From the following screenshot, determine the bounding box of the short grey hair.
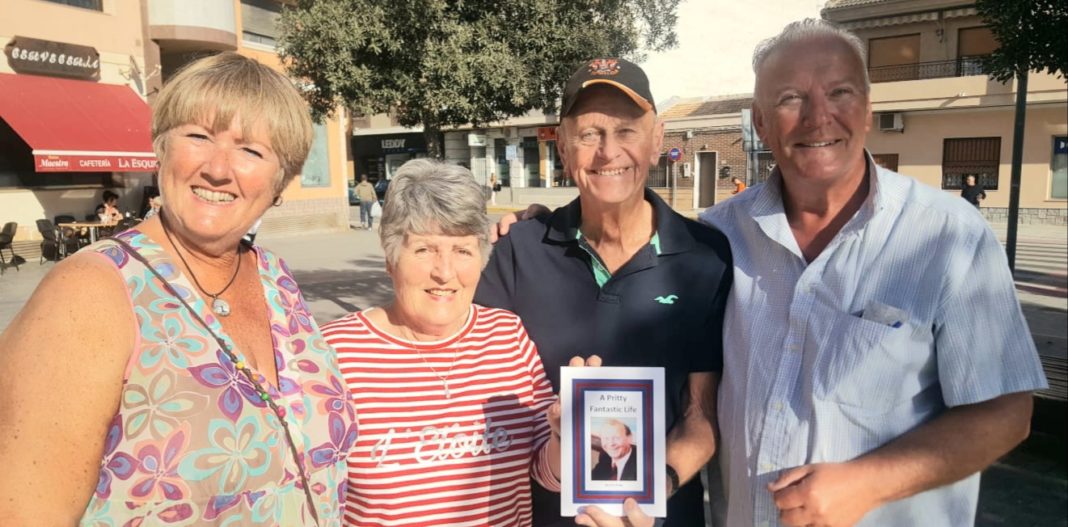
[379,159,490,267]
[752,18,870,93]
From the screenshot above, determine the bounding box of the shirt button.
[760,463,774,472]
[773,401,784,411]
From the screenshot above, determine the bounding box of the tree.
[278,0,680,157]
[977,0,1066,83]
[976,0,1067,272]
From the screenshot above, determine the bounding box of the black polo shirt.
[475,189,732,527]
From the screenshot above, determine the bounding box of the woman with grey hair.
[321,159,562,526]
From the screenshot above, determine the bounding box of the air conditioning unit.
[878,112,904,132]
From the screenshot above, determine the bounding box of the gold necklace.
[397,322,459,399]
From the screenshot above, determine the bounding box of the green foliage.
[278,0,680,154]
[977,0,1067,82]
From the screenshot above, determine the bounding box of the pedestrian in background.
[961,174,987,208]
[143,194,162,220]
[489,172,499,206]
[354,174,378,229]
[95,189,123,222]
[731,176,747,194]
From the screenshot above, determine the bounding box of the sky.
[639,0,826,103]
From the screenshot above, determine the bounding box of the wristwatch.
[665,464,680,496]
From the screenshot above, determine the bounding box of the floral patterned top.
[79,230,357,527]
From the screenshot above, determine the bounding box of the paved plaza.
[0,209,1065,525]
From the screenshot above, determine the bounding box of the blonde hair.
[152,52,313,193]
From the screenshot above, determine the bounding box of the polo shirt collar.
[543,188,697,255]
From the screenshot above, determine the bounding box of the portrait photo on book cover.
[589,416,639,482]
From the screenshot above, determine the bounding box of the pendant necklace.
[401,324,458,399]
[162,217,242,317]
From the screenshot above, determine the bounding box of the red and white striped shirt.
[321,305,559,527]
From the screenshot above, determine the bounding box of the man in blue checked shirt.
[696,18,1048,527]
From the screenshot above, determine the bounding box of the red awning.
[0,72,157,173]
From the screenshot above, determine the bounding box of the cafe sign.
[4,36,100,81]
[536,126,557,142]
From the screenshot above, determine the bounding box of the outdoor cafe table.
[58,220,116,245]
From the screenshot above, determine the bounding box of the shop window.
[43,0,102,11]
[868,34,920,82]
[522,137,540,188]
[301,123,330,188]
[241,0,282,48]
[493,138,510,187]
[942,137,1000,190]
[546,141,569,187]
[872,154,899,172]
[1052,136,1067,200]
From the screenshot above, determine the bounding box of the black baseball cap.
[559,58,656,117]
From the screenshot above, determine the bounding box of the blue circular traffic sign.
[668,147,682,162]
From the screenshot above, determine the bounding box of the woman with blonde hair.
[0,52,356,526]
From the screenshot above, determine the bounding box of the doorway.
[697,151,717,208]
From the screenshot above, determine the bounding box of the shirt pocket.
[812,305,934,414]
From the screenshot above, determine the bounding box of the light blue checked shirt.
[700,154,1047,526]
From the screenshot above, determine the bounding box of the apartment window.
[242,0,282,47]
[958,27,998,57]
[869,34,920,82]
[301,123,330,188]
[957,26,998,76]
[942,137,1000,190]
[872,154,899,172]
[1052,136,1068,199]
[43,0,102,10]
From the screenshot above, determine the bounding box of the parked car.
[347,180,359,205]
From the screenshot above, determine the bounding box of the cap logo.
[587,58,620,76]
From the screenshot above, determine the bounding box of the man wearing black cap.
[476,58,733,527]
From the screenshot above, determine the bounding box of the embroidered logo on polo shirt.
[654,294,678,305]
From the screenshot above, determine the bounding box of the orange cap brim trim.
[581,79,654,113]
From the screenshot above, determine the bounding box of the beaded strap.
[108,236,320,526]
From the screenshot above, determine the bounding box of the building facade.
[1,0,349,261]
[1,0,156,258]
[656,95,751,210]
[824,0,1068,224]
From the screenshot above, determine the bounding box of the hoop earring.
[272,195,283,207]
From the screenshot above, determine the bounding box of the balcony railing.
[869,57,987,83]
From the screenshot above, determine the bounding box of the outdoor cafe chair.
[0,222,22,275]
[36,219,79,263]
